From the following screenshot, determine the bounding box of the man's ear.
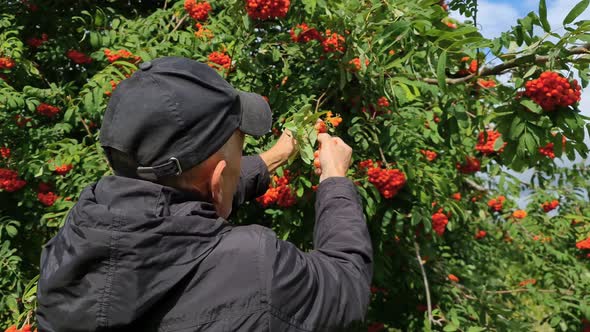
[210,160,227,205]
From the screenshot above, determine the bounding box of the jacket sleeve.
[232,155,270,209]
[264,177,373,331]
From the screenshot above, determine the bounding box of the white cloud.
[450,1,521,39]
[545,0,590,29]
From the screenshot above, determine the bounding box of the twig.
[414,242,441,327]
[422,43,590,85]
[315,92,327,113]
[379,147,389,167]
[170,14,189,34]
[163,0,169,10]
[464,178,487,192]
[20,310,31,329]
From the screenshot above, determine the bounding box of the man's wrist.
[259,148,287,174]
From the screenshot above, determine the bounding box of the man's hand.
[314,132,352,183]
[260,129,297,174]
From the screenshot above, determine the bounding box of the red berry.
[184,0,212,21]
[475,130,506,155]
[208,51,231,71]
[245,0,290,20]
[66,49,92,64]
[36,103,61,117]
[0,57,16,70]
[524,71,582,111]
[290,23,323,43]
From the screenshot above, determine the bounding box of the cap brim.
[238,91,272,137]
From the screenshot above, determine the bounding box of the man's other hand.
[260,129,297,174]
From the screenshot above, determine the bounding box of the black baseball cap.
[99,56,272,181]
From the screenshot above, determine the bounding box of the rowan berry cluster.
[443,18,457,29]
[37,182,57,206]
[538,135,566,159]
[475,230,487,239]
[432,210,448,236]
[104,49,141,64]
[512,210,527,219]
[538,143,556,159]
[524,71,581,111]
[325,111,342,127]
[487,195,506,212]
[322,30,345,53]
[54,164,73,176]
[456,156,480,174]
[576,237,590,250]
[256,171,296,208]
[541,199,559,213]
[363,161,406,199]
[462,57,478,73]
[477,79,496,88]
[208,51,231,70]
[289,23,322,43]
[26,33,48,48]
[194,23,214,39]
[184,0,212,21]
[4,324,35,332]
[314,121,327,133]
[0,57,16,70]
[377,96,390,108]
[451,192,461,201]
[15,115,31,127]
[246,0,290,20]
[475,130,506,155]
[448,274,459,282]
[519,278,536,287]
[1,147,10,159]
[0,168,27,192]
[420,149,437,162]
[36,103,60,117]
[66,50,92,64]
[349,58,369,72]
[104,80,119,97]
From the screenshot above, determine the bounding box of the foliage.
[1,0,590,330]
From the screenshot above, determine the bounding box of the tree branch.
[423,43,590,85]
[464,178,487,192]
[414,242,442,327]
[170,14,189,34]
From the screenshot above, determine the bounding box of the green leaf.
[5,225,17,237]
[520,99,542,114]
[64,107,74,122]
[510,116,526,139]
[493,136,505,152]
[563,0,589,25]
[437,50,447,90]
[539,0,551,32]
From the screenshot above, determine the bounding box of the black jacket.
[37,156,373,331]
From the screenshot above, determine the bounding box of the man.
[37,57,373,331]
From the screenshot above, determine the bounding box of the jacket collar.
[92,175,218,219]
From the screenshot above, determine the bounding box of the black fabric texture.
[36,156,373,332]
